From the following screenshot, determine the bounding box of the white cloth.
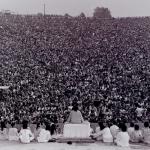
[115,132,130,147]
[110,125,119,139]
[19,129,34,143]
[37,129,51,143]
[127,127,134,139]
[8,128,19,141]
[63,123,91,138]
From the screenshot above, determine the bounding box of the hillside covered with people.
[0,14,150,124]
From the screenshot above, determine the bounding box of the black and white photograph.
[0,0,150,149]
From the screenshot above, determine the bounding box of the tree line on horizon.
[0,7,112,19]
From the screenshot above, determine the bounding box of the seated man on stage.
[66,104,84,124]
[63,103,91,138]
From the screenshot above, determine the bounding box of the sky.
[0,0,150,17]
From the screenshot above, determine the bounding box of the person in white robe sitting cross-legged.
[19,120,34,144]
[142,122,150,144]
[8,122,19,141]
[0,121,8,140]
[37,123,51,143]
[91,122,113,143]
[115,123,130,147]
[34,123,43,141]
[110,120,119,140]
[130,124,143,143]
[127,122,134,141]
[66,103,84,124]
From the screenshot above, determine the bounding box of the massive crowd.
[0,14,150,124]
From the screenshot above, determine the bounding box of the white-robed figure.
[127,122,134,141]
[34,123,42,141]
[130,124,143,143]
[110,120,119,139]
[64,103,92,138]
[19,121,34,144]
[142,122,150,144]
[91,122,113,143]
[0,121,8,140]
[8,122,19,141]
[115,124,130,147]
[66,104,84,124]
[37,123,51,143]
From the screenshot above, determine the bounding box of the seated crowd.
[91,121,150,146]
[0,120,57,143]
[0,103,150,147]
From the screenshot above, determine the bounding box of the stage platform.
[56,137,95,143]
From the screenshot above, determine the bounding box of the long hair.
[1,121,6,131]
[50,123,56,135]
[98,122,105,130]
[45,124,51,131]
[36,122,42,129]
[72,105,78,111]
[22,120,28,129]
[72,103,78,111]
[11,122,15,128]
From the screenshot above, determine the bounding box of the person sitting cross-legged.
[34,123,43,141]
[8,122,19,141]
[66,103,84,124]
[142,122,150,144]
[115,123,130,147]
[130,124,143,143]
[0,121,8,140]
[110,120,119,140]
[37,123,51,143]
[91,122,113,143]
[127,122,134,141]
[19,120,34,144]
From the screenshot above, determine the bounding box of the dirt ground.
[0,141,150,150]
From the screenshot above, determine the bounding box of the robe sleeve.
[67,111,72,123]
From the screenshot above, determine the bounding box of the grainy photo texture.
[0,0,150,150]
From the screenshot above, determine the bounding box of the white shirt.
[0,128,8,140]
[110,125,119,138]
[131,130,143,142]
[142,127,150,144]
[136,107,143,117]
[115,132,130,147]
[94,127,113,143]
[19,129,34,143]
[8,128,19,141]
[37,129,51,143]
[102,127,113,142]
[127,127,134,139]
